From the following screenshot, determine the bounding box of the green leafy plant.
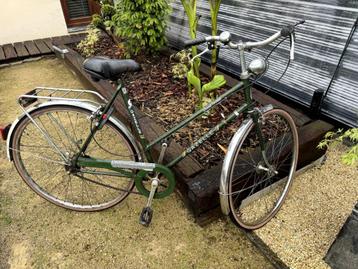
[180,0,200,78]
[187,68,226,108]
[180,0,226,108]
[112,0,170,56]
[77,27,100,57]
[318,128,358,166]
[91,1,116,29]
[170,50,191,79]
[208,0,222,78]
[101,3,116,20]
[91,14,103,28]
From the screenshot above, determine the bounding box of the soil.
[0,58,273,269]
[72,33,247,168]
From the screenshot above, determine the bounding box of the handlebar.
[183,37,207,48]
[183,31,231,48]
[183,20,305,61]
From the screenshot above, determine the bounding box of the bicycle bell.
[248,57,267,75]
[219,31,231,44]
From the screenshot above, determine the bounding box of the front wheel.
[226,108,299,230]
[11,104,139,211]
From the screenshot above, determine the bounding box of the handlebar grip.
[183,37,206,48]
[281,19,305,37]
[281,25,295,37]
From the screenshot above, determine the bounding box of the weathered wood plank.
[70,33,87,44]
[33,39,52,54]
[51,36,65,46]
[2,44,17,59]
[13,42,29,57]
[42,38,54,52]
[23,41,40,56]
[62,35,76,45]
[0,46,5,61]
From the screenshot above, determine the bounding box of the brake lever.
[295,19,306,26]
[290,19,304,60]
[190,48,210,63]
[290,33,295,61]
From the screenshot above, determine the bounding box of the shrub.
[91,14,103,28]
[112,0,171,56]
[170,50,191,80]
[101,3,116,20]
[77,27,100,58]
[318,128,358,166]
[91,1,116,29]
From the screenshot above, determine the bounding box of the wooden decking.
[0,33,86,63]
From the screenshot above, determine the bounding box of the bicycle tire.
[227,108,299,230]
[11,104,139,211]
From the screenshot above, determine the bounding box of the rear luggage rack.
[18,87,107,108]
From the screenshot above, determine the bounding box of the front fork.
[251,108,278,175]
[243,77,275,172]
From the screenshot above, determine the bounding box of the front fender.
[219,105,273,215]
[6,101,142,162]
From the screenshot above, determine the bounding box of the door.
[60,0,101,27]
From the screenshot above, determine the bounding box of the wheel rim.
[229,109,298,229]
[12,106,136,211]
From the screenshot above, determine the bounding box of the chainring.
[134,165,175,199]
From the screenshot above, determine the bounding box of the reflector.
[0,124,11,141]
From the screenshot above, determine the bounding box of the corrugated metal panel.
[321,20,358,127]
[167,0,358,127]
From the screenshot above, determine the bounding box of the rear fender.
[6,101,142,162]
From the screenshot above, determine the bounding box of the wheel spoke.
[228,109,298,229]
[12,105,137,211]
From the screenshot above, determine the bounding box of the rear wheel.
[228,108,299,229]
[11,105,139,211]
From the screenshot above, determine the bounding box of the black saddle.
[83,57,141,81]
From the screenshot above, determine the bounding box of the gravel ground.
[0,58,272,269]
[255,146,358,268]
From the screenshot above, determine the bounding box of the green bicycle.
[4,21,303,229]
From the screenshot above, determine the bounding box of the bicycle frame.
[75,77,256,173]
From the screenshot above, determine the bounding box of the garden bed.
[70,33,246,169]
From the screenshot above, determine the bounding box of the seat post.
[101,79,123,116]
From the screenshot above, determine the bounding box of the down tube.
[166,103,249,168]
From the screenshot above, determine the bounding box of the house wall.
[0,0,68,45]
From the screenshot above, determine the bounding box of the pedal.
[139,206,153,227]
[139,178,158,227]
